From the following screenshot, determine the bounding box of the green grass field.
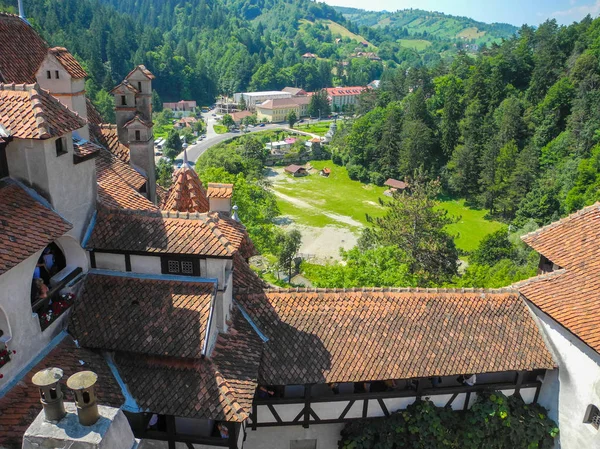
[153,124,174,139]
[271,160,503,252]
[299,19,372,47]
[213,124,228,134]
[296,121,332,136]
[456,27,486,40]
[398,39,432,51]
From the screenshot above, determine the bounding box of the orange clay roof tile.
[0,84,85,139]
[162,166,210,213]
[0,180,71,275]
[48,47,87,79]
[236,289,555,385]
[207,183,233,199]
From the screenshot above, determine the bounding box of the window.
[584,404,600,430]
[135,130,141,141]
[161,257,199,276]
[55,137,67,156]
[138,81,142,92]
[55,70,59,79]
[46,70,51,79]
[121,95,127,106]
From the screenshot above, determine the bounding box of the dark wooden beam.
[227,423,237,449]
[338,400,355,420]
[303,384,311,428]
[166,415,176,449]
[124,253,131,272]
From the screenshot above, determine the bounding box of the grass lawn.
[436,197,504,252]
[213,124,228,134]
[271,160,504,252]
[398,39,432,51]
[456,27,486,40]
[323,20,373,46]
[295,121,332,136]
[153,124,174,139]
[271,160,387,229]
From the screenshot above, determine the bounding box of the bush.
[369,171,385,186]
[339,392,558,449]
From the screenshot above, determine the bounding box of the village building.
[282,87,308,96]
[174,116,199,130]
[230,110,253,126]
[255,97,310,123]
[284,164,308,177]
[326,86,367,111]
[1,7,600,449]
[301,52,318,59]
[234,91,293,111]
[384,178,408,196]
[162,100,197,117]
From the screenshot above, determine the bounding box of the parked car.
[201,134,206,138]
[182,143,189,149]
[155,150,163,156]
[259,123,265,127]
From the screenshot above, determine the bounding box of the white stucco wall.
[531,304,600,448]
[245,423,345,449]
[130,255,162,275]
[209,198,231,213]
[0,252,67,388]
[94,253,127,272]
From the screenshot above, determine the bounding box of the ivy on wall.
[339,392,559,449]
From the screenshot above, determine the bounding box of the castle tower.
[111,66,156,203]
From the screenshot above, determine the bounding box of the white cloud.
[551,0,600,20]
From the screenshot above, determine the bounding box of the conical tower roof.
[161,150,209,213]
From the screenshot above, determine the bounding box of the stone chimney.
[23,370,138,449]
[31,367,66,422]
[112,66,156,203]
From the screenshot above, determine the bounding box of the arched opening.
[31,241,83,331]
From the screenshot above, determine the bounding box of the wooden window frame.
[55,137,68,157]
[160,257,200,277]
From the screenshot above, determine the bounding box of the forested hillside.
[334,17,600,229]
[336,7,517,45]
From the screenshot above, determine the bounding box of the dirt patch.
[281,223,358,262]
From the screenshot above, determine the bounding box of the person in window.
[34,256,50,284]
[457,374,476,386]
[257,386,275,399]
[43,247,56,276]
[328,382,339,394]
[35,278,49,301]
[217,423,229,438]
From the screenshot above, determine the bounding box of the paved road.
[176,113,326,163]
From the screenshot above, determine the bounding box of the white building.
[234,91,293,111]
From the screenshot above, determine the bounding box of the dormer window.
[55,137,67,157]
[585,404,600,430]
[135,130,141,141]
[46,70,51,79]
[55,70,59,79]
[121,95,127,106]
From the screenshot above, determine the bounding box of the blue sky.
[321,0,600,26]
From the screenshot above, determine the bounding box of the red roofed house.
[162,99,197,117]
[284,164,308,177]
[302,52,318,59]
[384,178,408,195]
[326,86,367,112]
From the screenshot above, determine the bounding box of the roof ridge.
[236,286,518,295]
[521,202,600,243]
[0,83,51,138]
[513,268,568,289]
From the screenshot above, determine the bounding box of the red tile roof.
[233,253,267,292]
[69,272,216,358]
[0,336,124,449]
[0,13,48,84]
[0,180,71,275]
[112,307,261,422]
[162,166,210,213]
[520,203,600,353]
[86,98,104,127]
[123,113,152,129]
[125,65,155,80]
[0,84,85,139]
[96,125,130,163]
[95,147,146,192]
[97,172,158,212]
[326,86,367,97]
[86,209,233,257]
[73,140,101,163]
[210,212,257,259]
[109,80,139,95]
[236,289,555,385]
[48,47,87,79]
[384,178,407,190]
[206,183,233,199]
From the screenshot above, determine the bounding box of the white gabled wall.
[531,304,600,448]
